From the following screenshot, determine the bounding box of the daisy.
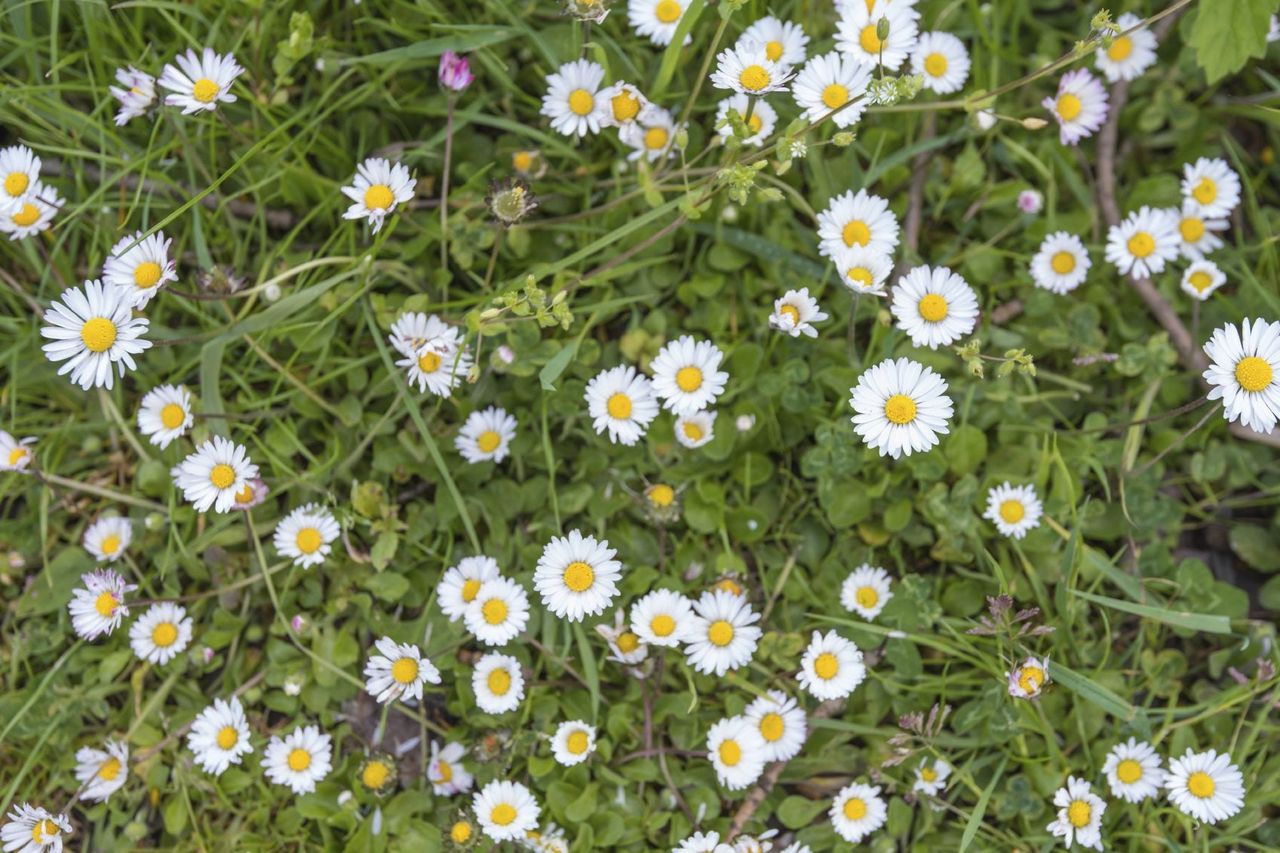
[1,804,71,852]
[1202,317,1280,433]
[914,758,951,796]
[836,0,920,71]
[983,482,1043,539]
[1105,205,1180,279]
[473,652,525,714]
[1182,156,1241,219]
[129,602,193,665]
[644,482,681,521]
[595,82,648,131]
[186,696,253,776]
[74,738,129,802]
[770,288,828,338]
[1181,260,1226,301]
[171,437,258,513]
[715,94,778,146]
[541,59,606,138]
[473,779,540,842]
[584,365,660,446]
[263,725,332,795]
[833,246,893,296]
[707,716,768,790]
[109,66,155,125]
[840,563,892,620]
[744,690,807,763]
[684,589,762,676]
[0,181,62,240]
[534,529,623,622]
[629,588,694,647]
[1095,13,1158,82]
[464,576,530,647]
[0,431,35,472]
[1165,748,1245,824]
[397,338,472,398]
[1030,231,1091,294]
[1018,189,1044,214]
[849,357,954,459]
[891,265,979,349]
[511,149,546,177]
[816,189,900,260]
[596,610,649,665]
[791,52,871,127]
[273,503,340,568]
[40,279,151,391]
[341,157,415,234]
[628,0,691,47]
[739,16,810,67]
[1046,776,1105,851]
[622,107,682,162]
[674,831,722,853]
[358,755,397,795]
[911,31,970,94]
[709,43,793,96]
[102,230,178,309]
[448,820,475,846]
[830,782,887,844]
[797,630,866,700]
[1042,69,1108,146]
[650,336,728,415]
[674,410,716,449]
[0,145,40,215]
[232,478,268,510]
[136,384,194,449]
[1102,738,1165,803]
[1174,200,1228,260]
[83,516,131,563]
[428,741,473,796]
[437,555,501,621]
[551,720,597,767]
[363,636,441,704]
[1007,656,1051,699]
[388,311,457,357]
[158,48,243,113]
[453,406,516,464]
[67,569,135,640]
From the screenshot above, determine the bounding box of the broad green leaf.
[1188,0,1278,83]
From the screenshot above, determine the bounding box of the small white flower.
[533,529,623,622]
[674,410,716,449]
[40,279,152,391]
[913,757,951,796]
[472,779,540,842]
[836,0,920,71]
[137,384,194,449]
[464,576,530,647]
[715,94,778,146]
[83,516,132,563]
[597,81,651,129]
[67,569,136,640]
[849,357,954,459]
[1007,655,1051,699]
[550,720,598,767]
[363,636,441,704]
[263,724,332,795]
[398,337,472,398]
[1165,748,1245,825]
[797,630,866,700]
[830,781,887,843]
[709,43,793,96]
[673,830,722,853]
[109,66,156,125]
[1102,738,1166,803]
[1174,200,1228,260]
[983,482,1043,539]
[744,690,807,763]
[1042,69,1108,146]
[541,59,607,138]
[74,738,129,803]
[455,406,517,464]
[0,430,35,472]
[585,364,660,446]
[129,602,193,665]
[102,230,178,309]
[1104,205,1180,280]
[1,803,72,852]
[428,740,473,796]
[0,181,62,240]
[158,48,243,114]
[911,31,970,94]
[707,715,768,790]
[186,696,254,776]
[627,0,691,47]
[341,157,415,234]
[1181,259,1227,301]
[1182,156,1241,219]
[621,107,683,162]
[1018,189,1044,214]
[650,335,729,416]
[630,588,695,647]
[1094,13,1158,82]
[738,16,810,67]
[770,288,828,338]
[1202,317,1280,434]
[684,589,761,676]
[840,564,892,620]
[472,652,525,714]
[0,145,41,215]
[170,437,259,513]
[1046,776,1105,851]
[1030,231,1091,294]
[833,246,893,296]
[791,51,871,127]
[273,503,340,568]
[816,189,900,260]
[891,264,978,350]
[437,555,501,622]
[596,609,649,665]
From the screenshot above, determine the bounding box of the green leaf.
[363,571,410,602]
[959,755,1006,853]
[340,29,518,66]
[777,795,827,829]
[573,623,601,724]
[1071,589,1233,634]
[1228,524,1280,572]
[1048,661,1137,722]
[1188,0,1278,84]
[649,0,706,98]
[539,342,578,391]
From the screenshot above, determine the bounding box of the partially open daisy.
[744,690,807,762]
[341,157,415,234]
[273,503,340,569]
[891,264,978,350]
[983,482,1042,539]
[455,406,517,464]
[674,410,716,449]
[109,66,155,125]
[0,181,63,241]
[67,569,136,640]
[231,478,269,510]
[1165,748,1245,825]
[129,602,193,665]
[840,563,892,620]
[137,385,193,449]
[833,246,893,296]
[1174,200,1227,260]
[103,230,178,309]
[0,430,35,472]
[597,82,651,131]
[1042,69,1108,146]
[1007,655,1051,699]
[1046,776,1105,851]
[358,754,397,795]
[171,437,258,513]
[596,609,649,665]
[0,145,41,215]
[438,555,501,622]
[363,636,441,704]
[1102,738,1165,803]
[739,16,810,67]
[264,725,332,795]
[1181,260,1227,301]
[914,758,951,796]
[685,589,761,676]
[911,31,970,94]
[650,336,728,416]
[541,59,606,138]
[836,0,920,71]
[74,738,128,803]
[551,720,597,767]
[464,576,530,647]
[1105,205,1180,280]
[791,51,871,127]
[158,48,243,114]
[830,782,887,843]
[40,279,152,391]
[715,94,778,146]
[707,715,768,790]
[850,357,954,459]
[770,288,828,338]
[709,43,793,96]
[628,0,691,46]
[1202,317,1280,434]
[428,741,473,796]
[798,630,866,700]
[1,804,71,852]
[473,652,525,714]
[643,482,681,522]
[1181,156,1241,219]
[816,189,900,260]
[83,516,131,563]
[1094,13,1158,82]
[1030,231,1091,294]
[629,588,694,647]
[473,779,540,842]
[533,529,623,622]
[584,365,660,446]
[187,696,253,776]
[448,819,475,846]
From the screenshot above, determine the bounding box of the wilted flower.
[486,177,538,226]
[439,51,474,92]
[564,0,610,23]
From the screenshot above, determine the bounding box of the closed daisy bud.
[472,779,540,842]
[642,482,681,523]
[840,563,893,620]
[102,230,178,309]
[67,569,136,640]
[830,782,887,843]
[341,157,415,234]
[358,754,398,795]
[564,0,611,24]
[363,636,441,705]
[472,652,525,714]
[109,66,155,125]
[158,48,243,114]
[486,177,538,226]
[83,516,132,563]
[706,715,767,790]
[1046,776,1105,851]
[438,51,474,92]
[0,430,35,472]
[1,804,72,852]
[428,741,473,796]
[170,437,258,513]
[1042,69,1108,146]
[273,504,340,568]
[1007,656,1051,699]
[1018,189,1044,214]
[550,720,597,766]
[263,724,333,795]
[798,630,866,700]
[40,279,152,391]
[136,384,194,449]
[74,738,128,803]
[983,482,1043,539]
[186,696,253,776]
[129,602,193,665]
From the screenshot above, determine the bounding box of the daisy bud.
[876,16,891,42]
[496,345,515,365]
[735,414,755,432]
[721,204,738,223]
[563,0,610,24]
[263,282,282,302]
[833,131,856,147]
[1021,117,1049,130]
[291,614,307,633]
[1017,189,1043,214]
[975,109,997,130]
[438,51,474,92]
[283,673,305,696]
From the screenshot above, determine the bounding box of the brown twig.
[900,112,936,273]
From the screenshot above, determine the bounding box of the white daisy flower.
[770,288,828,338]
[840,563,892,620]
[709,43,793,96]
[40,279,152,391]
[74,738,128,803]
[621,106,682,163]
[1102,738,1165,803]
[1175,200,1228,260]
[170,437,258,513]
[67,569,136,640]
[650,335,729,416]
[1046,776,1105,851]
[1007,655,1051,699]
[913,758,951,796]
[983,482,1043,539]
[1182,260,1227,301]
[388,311,457,358]
[0,430,35,472]
[428,740,473,796]
[397,337,472,398]
[363,636,441,704]
[464,576,530,647]
[0,181,62,241]
[1030,231,1091,294]
[136,384,193,449]
[473,652,525,714]
[744,690,807,763]
[263,724,332,795]
[628,0,691,47]
[596,610,649,665]
[891,264,978,350]
[830,782,887,843]
[836,0,921,71]
[673,830,722,853]
[437,555,501,621]
[186,696,253,776]
[707,715,768,790]
[849,357,954,459]
[911,31,970,94]
[472,779,540,842]
[83,516,131,563]
[797,630,866,700]
[273,503,340,569]
[816,189,900,260]
[630,588,694,647]
[684,589,761,676]
[1041,69,1108,146]
[341,157,415,234]
[597,81,651,130]
[739,16,810,67]
[1202,317,1280,434]
[231,478,269,510]
[1105,205,1180,280]
[454,406,517,464]
[1165,748,1245,825]
[1182,156,1241,219]
[715,94,778,146]
[533,529,623,622]
[109,66,155,125]
[0,145,40,215]
[791,51,871,127]
[157,48,243,114]
[833,246,893,296]
[129,602,193,665]
[551,720,597,767]
[778,844,812,853]
[102,230,178,309]
[584,365,660,446]
[1094,13,1158,82]
[541,59,606,138]
[674,410,716,449]
[1,804,71,852]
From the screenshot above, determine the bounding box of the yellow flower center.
[918,293,949,323]
[98,756,122,780]
[856,586,878,609]
[1018,665,1044,694]
[80,317,118,353]
[1127,231,1155,258]
[999,500,1025,524]
[1193,177,1217,205]
[160,403,186,429]
[765,41,784,62]
[1180,217,1205,242]
[295,527,323,555]
[1107,36,1133,61]
[924,52,948,77]
[648,484,675,507]
[216,726,239,750]
[644,127,669,151]
[1051,251,1076,274]
[566,730,590,754]
[842,219,870,247]
[739,65,770,92]
[921,767,938,782]
[3,171,28,197]
[1235,356,1273,392]
[31,819,60,843]
[364,183,395,211]
[616,631,640,653]
[758,712,784,742]
[209,463,236,490]
[1056,93,1082,121]
[859,25,882,54]
[611,92,641,124]
[847,267,873,288]
[100,534,122,555]
[362,760,390,789]
[192,78,220,103]
[655,0,682,23]
[650,614,676,637]
[1116,759,1143,784]
[450,821,473,843]
[235,484,255,503]
[134,261,162,288]
[513,151,534,172]
[1187,771,1216,799]
[287,747,311,772]
[563,560,595,592]
[462,578,482,603]
[1188,271,1213,292]
[843,797,866,820]
[884,394,917,425]
[152,621,178,647]
[487,667,511,695]
[718,739,741,766]
[476,430,502,453]
[675,366,703,392]
[94,591,119,616]
[482,597,508,625]
[606,392,633,419]
[778,304,800,325]
[707,619,734,647]
[8,447,29,466]
[747,113,763,133]
[491,803,517,825]
[715,578,743,595]
[813,651,839,680]
[391,656,419,684]
[568,89,595,116]
[11,202,39,227]
[417,351,442,373]
[682,421,704,442]
[437,759,453,782]
[1067,799,1091,828]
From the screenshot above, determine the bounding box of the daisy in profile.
[187,696,253,776]
[707,716,768,790]
[541,59,606,138]
[1,804,71,852]
[830,782,887,843]
[40,279,152,391]
[911,32,970,94]
[437,555,501,621]
[1202,318,1280,433]
[816,189,900,260]
[836,0,920,71]
[1182,156,1241,219]
[597,81,650,129]
[1181,260,1226,301]
[1165,748,1245,824]
[739,16,809,67]
[74,738,129,802]
[798,630,866,700]
[551,720,597,767]
[102,230,178,309]
[584,365,660,446]
[630,588,694,647]
[1,182,63,240]
[891,265,978,350]
[273,504,340,568]
[1030,231,1091,294]
[791,52,871,127]
[1007,656,1051,699]
[473,779,540,842]
[1174,200,1227,260]
[137,384,193,449]
[0,145,40,215]
[628,0,691,46]
[621,107,682,162]
[455,406,517,464]
[67,569,136,640]
[770,288,828,338]
[983,482,1042,539]
[109,66,155,125]
[264,725,332,795]
[428,741,473,796]
[840,563,892,620]
[83,516,132,563]
[684,589,761,676]
[709,43,793,96]
[158,48,243,113]
[849,357,954,459]
[533,529,623,622]
[650,336,728,415]
[674,410,716,449]
[596,610,649,665]
[715,94,778,146]
[363,636,441,704]
[1042,69,1108,146]
[744,690,807,762]
[341,157,415,234]
[171,437,258,513]
[1102,738,1165,803]
[1046,776,1105,851]
[914,758,951,796]
[1106,205,1180,279]
[833,246,893,296]
[473,652,525,714]
[129,602,193,665]
[1095,13,1158,82]
[0,430,35,472]
[464,576,530,647]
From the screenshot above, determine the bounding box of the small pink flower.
[1017,190,1043,215]
[439,51,474,92]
